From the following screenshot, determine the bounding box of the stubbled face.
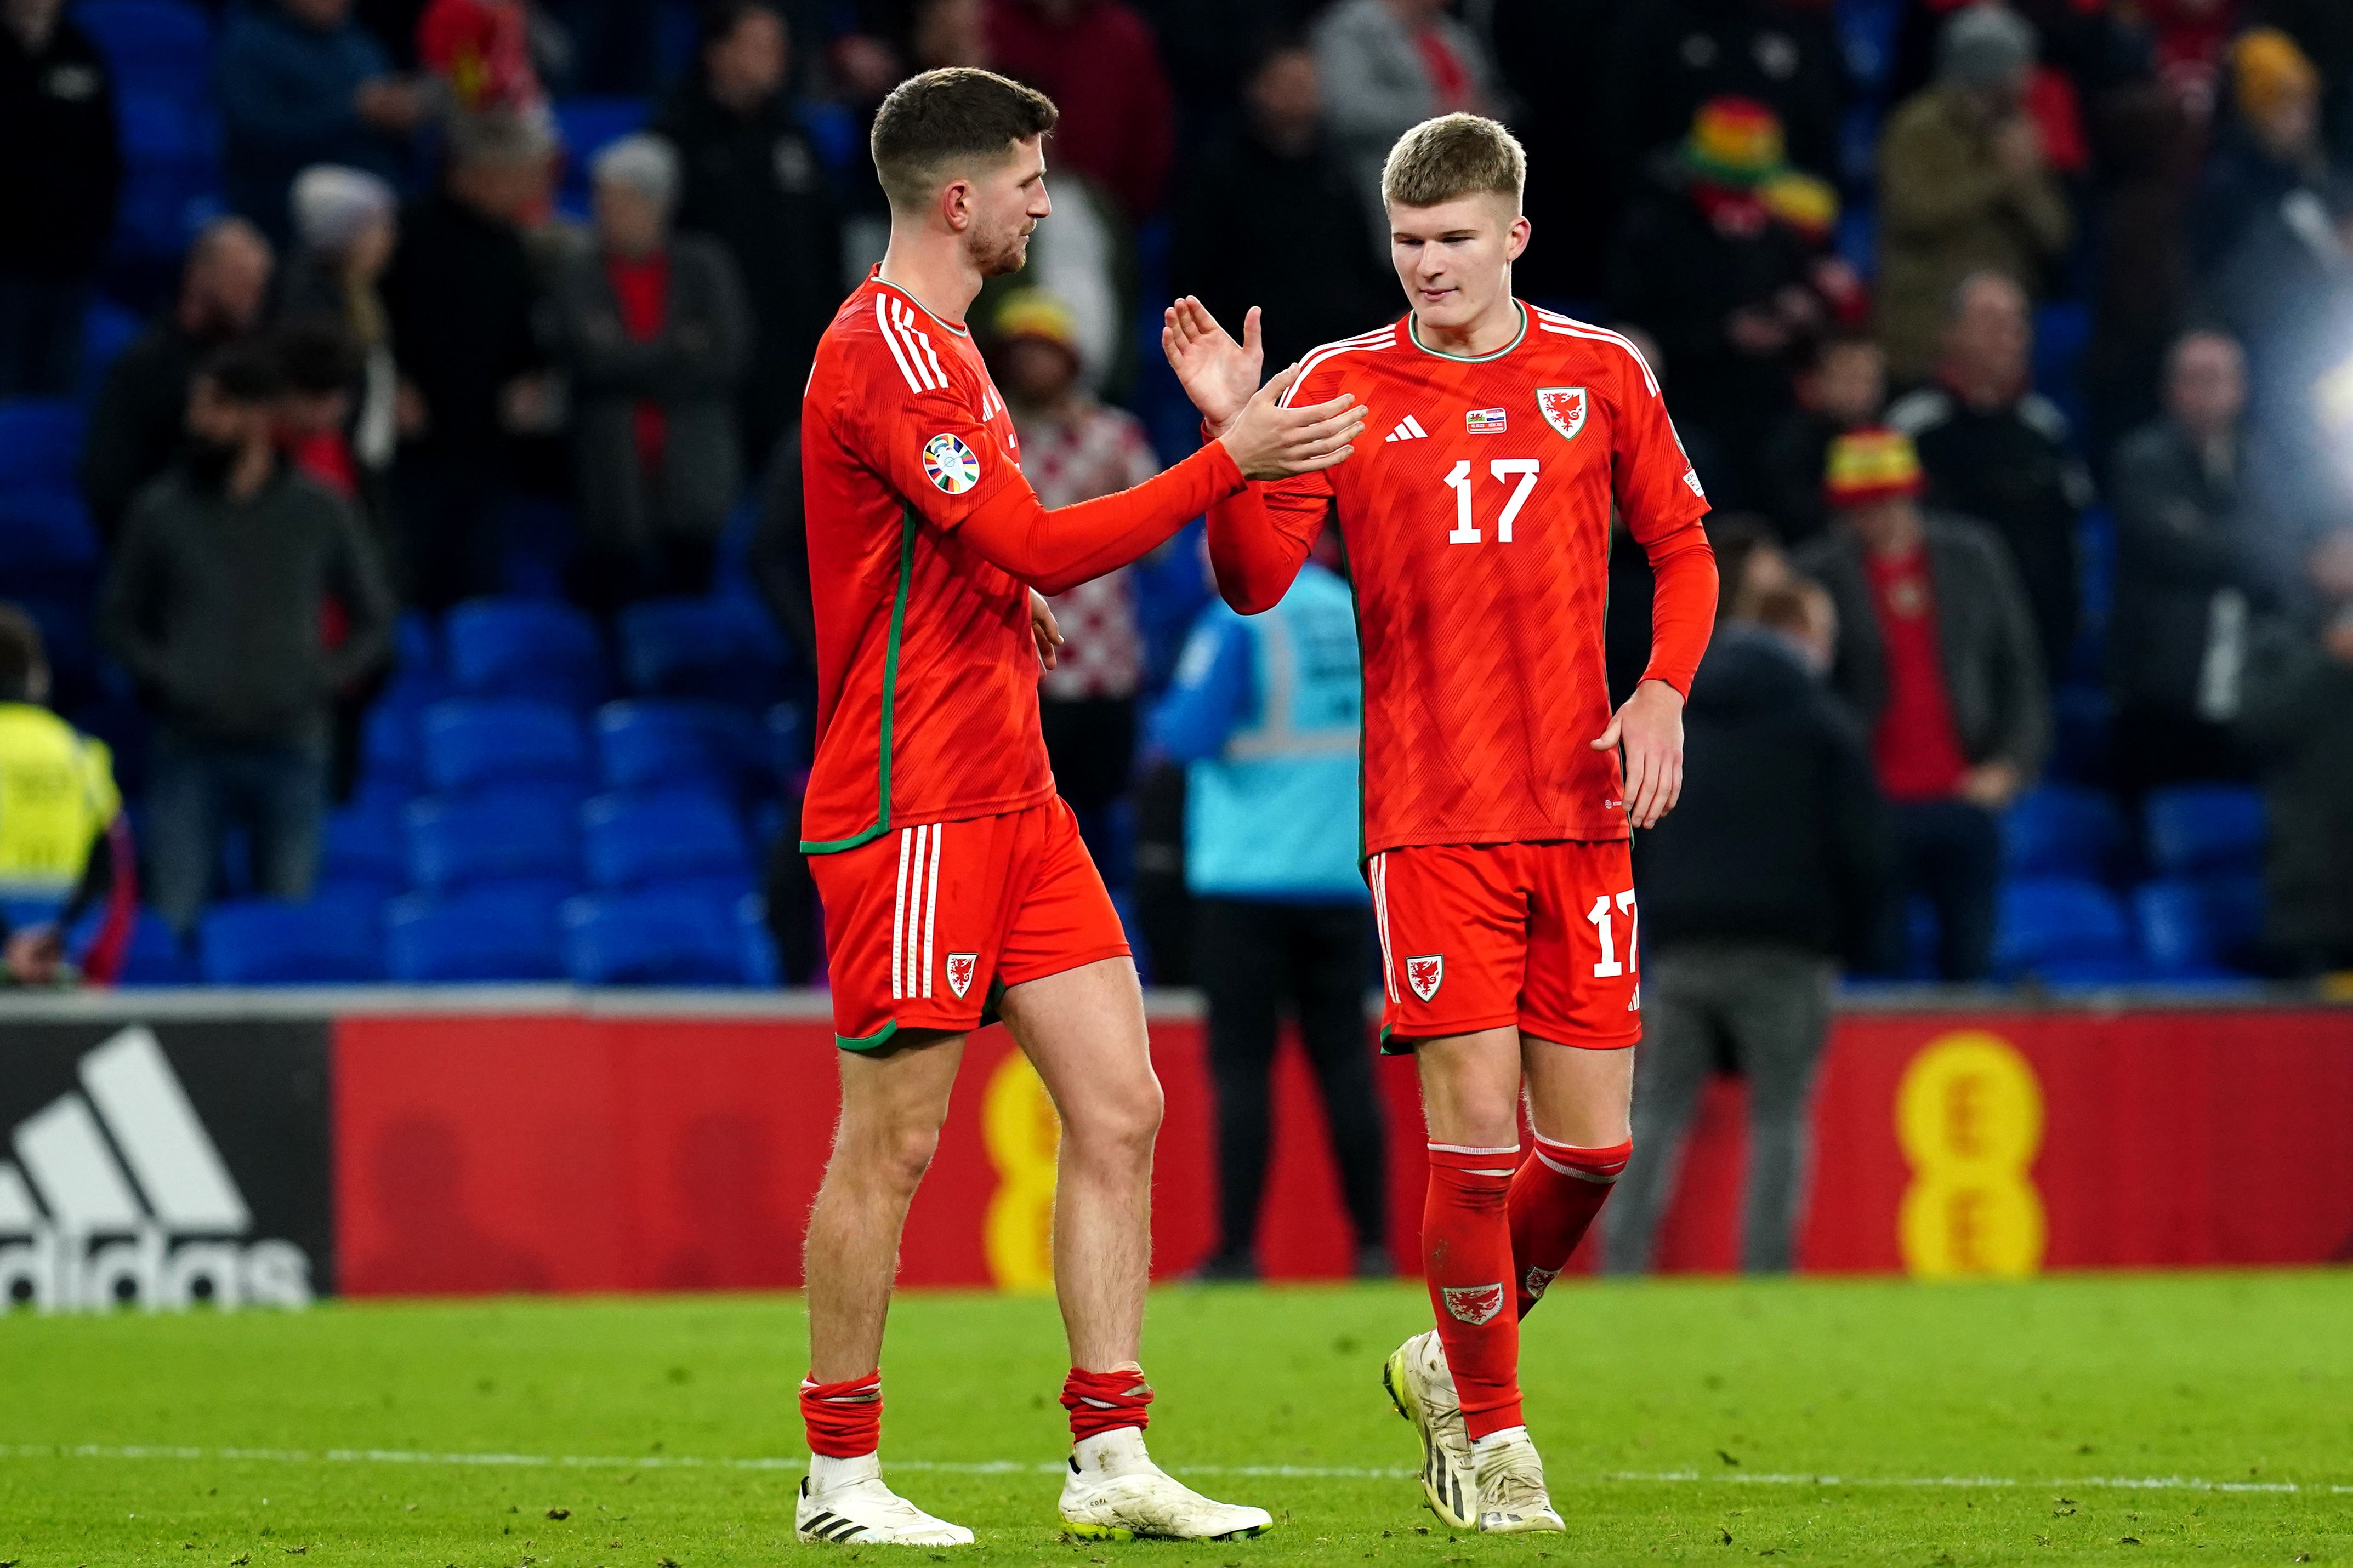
[189,227,274,335]
[1388,194,1528,336]
[960,136,1051,278]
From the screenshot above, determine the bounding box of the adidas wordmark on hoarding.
[0,1026,312,1313]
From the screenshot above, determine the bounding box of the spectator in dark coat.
[2189,28,2329,280]
[1758,331,1887,546]
[0,0,119,398]
[2109,330,2299,794]
[2083,82,2198,469]
[1608,580,1891,1276]
[384,110,552,611]
[99,343,394,935]
[1610,96,1839,505]
[2239,527,2353,976]
[550,134,752,607]
[1798,428,2049,982]
[1167,33,1392,377]
[1889,270,2092,680]
[987,0,1176,221]
[1875,4,2072,383]
[1601,0,1843,192]
[652,0,842,470]
[215,0,423,249]
[80,218,276,545]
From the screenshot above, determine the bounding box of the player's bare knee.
[1067,1076,1163,1162]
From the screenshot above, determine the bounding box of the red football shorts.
[811,796,1132,1050]
[1368,839,1641,1052]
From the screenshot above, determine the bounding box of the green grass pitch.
[2,1272,2349,1565]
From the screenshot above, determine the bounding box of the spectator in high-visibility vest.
[0,605,133,985]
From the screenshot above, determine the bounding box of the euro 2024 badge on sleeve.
[923,432,981,494]
[1536,386,1587,443]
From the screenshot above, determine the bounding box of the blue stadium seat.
[618,595,788,709]
[559,890,747,985]
[199,894,383,984]
[1995,877,2136,980]
[737,893,780,987]
[443,596,606,708]
[319,802,406,896]
[403,794,581,892]
[2145,784,2265,877]
[2134,874,2265,978]
[0,488,100,595]
[75,0,215,92]
[383,887,567,982]
[554,96,651,216]
[594,699,770,799]
[582,791,751,893]
[0,401,84,488]
[78,298,145,403]
[358,702,423,793]
[2002,784,2126,879]
[393,609,440,675]
[2048,684,2112,785]
[419,698,591,795]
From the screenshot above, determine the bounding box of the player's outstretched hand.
[1592,678,1685,830]
[1218,363,1365,481]
[1163,296,1262,436]
[1029,589,1064,671]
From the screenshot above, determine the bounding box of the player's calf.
[1507,1134,1631,1316]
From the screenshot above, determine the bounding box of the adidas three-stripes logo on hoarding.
[0,1026,312,1313]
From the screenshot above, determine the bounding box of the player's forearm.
[960,443,1243,595]
[1204,487,1311,616]
[1638,526,1719,696]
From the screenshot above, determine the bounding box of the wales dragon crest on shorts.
[1406,954,1444,1003]
[945,952,978,999]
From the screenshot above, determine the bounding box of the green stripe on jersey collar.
[1407,300,1527,363]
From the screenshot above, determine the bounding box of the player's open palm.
[1163,297,1262,434]
[1592,678,1686,830]
[1219,365,1365,481]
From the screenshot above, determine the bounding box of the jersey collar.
[870,266,972,339]
[1407,299,1526,363]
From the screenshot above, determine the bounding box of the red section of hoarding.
[332,1006,2353,1296]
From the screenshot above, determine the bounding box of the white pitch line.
[2,1446,2347,1495]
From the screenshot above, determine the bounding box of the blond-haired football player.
[1164,114,1718,1533]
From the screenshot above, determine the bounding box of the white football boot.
[794,1456,975,1546]
[1056,1427,1274,1541]
[1471,1428,1565,1533]
[1382,1330,1479,1529]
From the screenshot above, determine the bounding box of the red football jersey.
[1259,303,1712,852]
[798,273,1055,851]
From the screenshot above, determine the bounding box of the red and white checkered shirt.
[1015,401,1162,700]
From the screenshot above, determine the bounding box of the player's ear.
[1505,214,1531,264]
[939,175,974,234]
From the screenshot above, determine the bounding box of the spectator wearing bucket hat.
[1796,427,2049,980]
[1610,95,1850,508]
[988,288,1162,856]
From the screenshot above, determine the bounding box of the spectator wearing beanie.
[1876,3,2072,384]
[2190,27,2328,280]
[1610,96,1844,508]
[0,0,120,398]
[1797,428,2048,982]
[1600,0,1844,195]
[417,0,549,118]
[550,133,751,606]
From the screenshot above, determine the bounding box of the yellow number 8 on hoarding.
[1896,1031,2046,1279]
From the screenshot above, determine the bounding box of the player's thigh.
[831,1028,969,1184]
[1519,838,1644,1050]
[1370,843,1527,1048]
[1519,1031,1633,1148]
[999,956,1160,1148]
[1413,1025,1526,1151]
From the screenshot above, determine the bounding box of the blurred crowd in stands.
[2,0,2353,1008]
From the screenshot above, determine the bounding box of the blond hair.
[1380,113,1526,212]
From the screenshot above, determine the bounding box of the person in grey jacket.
[551,133,752,605]
[99,340,394,935]
[1310,0,1501,242]
[2108,329,2298,793]
[1797,427,2048,979]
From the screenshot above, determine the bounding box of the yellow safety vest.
[0,702,120,905]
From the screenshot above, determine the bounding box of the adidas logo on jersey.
[1384,415,1430,443]
[0,1027,314,1313]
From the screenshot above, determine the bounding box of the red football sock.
[1062,1366,1153,1442]
[1508,1135,1632,1319]
[801,1371,883,1458]
[1422,1142,1522,1441]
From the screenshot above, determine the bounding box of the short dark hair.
[0,603,46,703]
[198,340,287,404]
[870,67,1058,212]
[271,319,361,395]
